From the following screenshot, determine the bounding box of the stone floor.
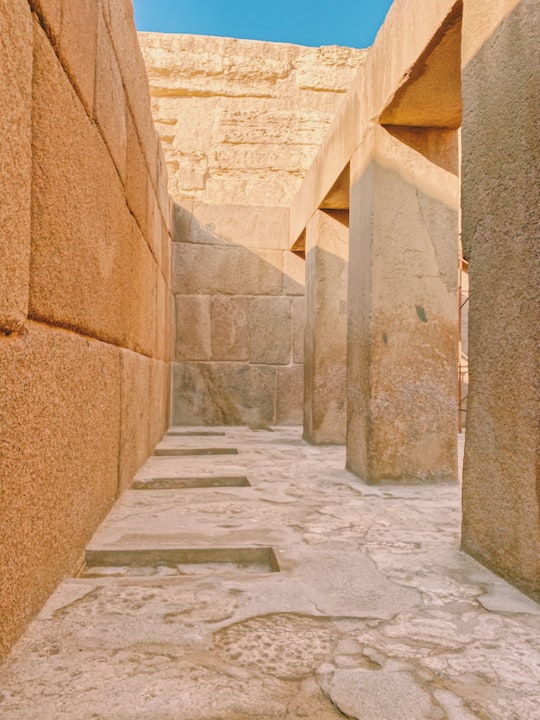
[1,427,539,720]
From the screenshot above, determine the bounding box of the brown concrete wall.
[139,33,365,426]
[461,0,540,600]
[0,0,172,660]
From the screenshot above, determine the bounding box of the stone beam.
[289,0,461,247]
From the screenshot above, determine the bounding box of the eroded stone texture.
[173,363,277,426]
[0,324,121,660]
[304,211,349,445]
[461,0,540,600]
[141,33,365,426]
[347,126,459,483]
[0,0,32,332]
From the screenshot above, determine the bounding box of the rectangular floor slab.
[131,476,250,489]
[153,448,239,456]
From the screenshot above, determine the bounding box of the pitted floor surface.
[1,427,539,719]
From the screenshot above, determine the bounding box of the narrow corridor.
[1,428,539,719]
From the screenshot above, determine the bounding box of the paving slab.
[0,427,539,720]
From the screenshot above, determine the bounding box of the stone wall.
[139,33,365,426]
[0,0,172,660]
[461,0,540,599]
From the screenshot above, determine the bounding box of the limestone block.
[94,11,126,182]
[128,220,156,358]
[347,127,459,482]
[146,186,163,267]
[172,203,290,251]
[174,296,211,361]
[172,362,276,426]
[284,251,306,295]
[461,0,540,600]
[203,169,305,207]
[119,349,152,493]
[126,109,148,239]
[210,296,249,361]
[30,22,137,344]
[295,46,367,92]
[293,297,306,364]
[148,359,170,451]
[0,0,32,332]
[173,244,284,296]
[155,270,172,362]
[0,323,121,660]
[30,24,134,347]
[57,0,98,114]
[304,211,348,445]
[160,218,171,284]
[276,365,304,425]
[248,297,292,365]
[102,0,157,181]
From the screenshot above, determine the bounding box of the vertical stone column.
[303,210,349,444]
[347,124,459,483]
[461,0,540,599]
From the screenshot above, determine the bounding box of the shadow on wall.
[170,202,306,428]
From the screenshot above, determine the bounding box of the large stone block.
[30,24,133,347]
[172,203,290,250]
[347,127,459,482]
[304,211,348,445]
[172,362,276,426]
[461,0,540,600]
[102,0,157,181]
[0,323,121,660]
[148,359,170,451]
[172,244,284,296]
[292,296,306,364]
[94,10,126,182]
[284,251,306,296]
[248,296,292,365]
[155,269,172,362]
[175,295,211,361]
[119,349,152,493]
[0,0,32,332]
[210,296,249,361]
[126,109,149,239]
[276,364,304,425]
[128,219,157,357]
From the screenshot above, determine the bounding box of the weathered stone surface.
[175,296,211,361]
[57,0,99,114]
[284,251,306,296]
[292,296,306,364]
[128,220,156,357]
[276,365,304,425]
[95,11,126,181]
[304,211,348,445]
[119,349,152,493]
[139,33,365,207]
[3,428,540,718]
[173,244,284,296]
[347,126,459,483]
[126,109,149,239]
[0,0,32,332]
[172,362,276,426]
[248,297,292,365]
[0,323,121,660]
[148,359,170,451]
[102,0,158,181]
[210,297,249,361]
[30,23,133,347]
[323,670,437,720]
[172,203,290,250]
[461,0,540,601]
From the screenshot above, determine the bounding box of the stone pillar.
[303,210,348,444]
[347,124,459,483]
[461,0,540,599]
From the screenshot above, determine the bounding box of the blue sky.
[133,0,395,49]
